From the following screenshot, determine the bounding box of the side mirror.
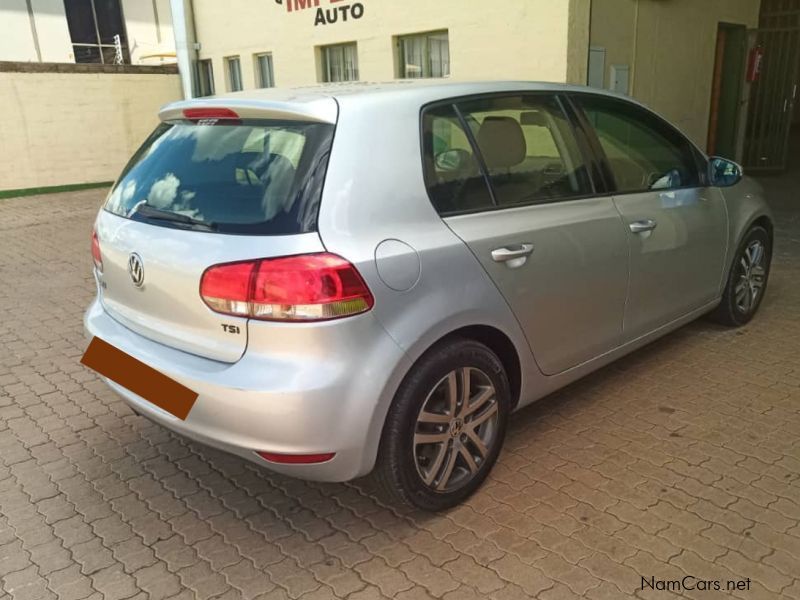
[434,149,472,172]
[709,157,743,187]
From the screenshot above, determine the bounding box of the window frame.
[197,59,215,97]
[254,52,275,88]
[567,92,710,196]
[319,42,359,83]
[225,56,243,92]
[397,30,450,79]
[64,0,130,64]
[420,91,603,218]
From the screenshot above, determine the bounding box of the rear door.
[426,94,629,375]
[95,109,335,362]
[572,94,728,339]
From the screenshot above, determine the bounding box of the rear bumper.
[83,296,410,482]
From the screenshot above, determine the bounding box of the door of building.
[708,24,748,160]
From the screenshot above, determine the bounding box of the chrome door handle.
[629,219,657,234]
[491,243,534,264]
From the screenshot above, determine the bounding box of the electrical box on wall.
[588,47,606,89]
[610,64,630,95]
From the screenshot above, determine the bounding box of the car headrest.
[477,116,526,169]
[521,111,548,127]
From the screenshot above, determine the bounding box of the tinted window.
[422,104,493,215]
[456,95,593,207]
[576,95,701,192]
[104,120,334,235]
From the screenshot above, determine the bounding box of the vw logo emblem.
[128,253,145,287]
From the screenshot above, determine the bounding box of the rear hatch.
[94,101,337,362]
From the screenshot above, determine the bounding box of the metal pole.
[25,0,42,62]
[170,0,198,99]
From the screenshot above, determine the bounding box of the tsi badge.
[128,253,145,288]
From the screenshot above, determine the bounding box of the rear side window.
[104,120,334,235]
[422,105,493,214]
[575,95,700,193]
[422,95,593,215]
[456,95,593,207]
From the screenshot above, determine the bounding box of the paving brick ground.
[1,170,798,599]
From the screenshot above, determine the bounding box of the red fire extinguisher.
[747,46,764,83]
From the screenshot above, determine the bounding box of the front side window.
[398,31,450,79]
[576,95,701,192]
[64,0,129,64]
[255,53,275,88]
[320,43,359,82]
[226,57,243,92]
[104,120,335,235]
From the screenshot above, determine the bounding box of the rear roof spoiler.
[159,97,338,124]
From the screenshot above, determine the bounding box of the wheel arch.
[433,325,523,410]
[724,211,774,284]
[749,214,774,241]
[365,321,526,476]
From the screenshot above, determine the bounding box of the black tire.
[709,225,772,326]
[373,338,510,511]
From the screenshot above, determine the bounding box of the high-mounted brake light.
[200,253,374,322]
[91,228,103,272]
[182,107,240,121]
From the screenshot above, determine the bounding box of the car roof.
[159,80,639,124]
[202,80,614,101]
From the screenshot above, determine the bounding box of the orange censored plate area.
[81,337,198,420]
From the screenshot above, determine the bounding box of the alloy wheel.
[413,367,499,492]
[734,239,767,314]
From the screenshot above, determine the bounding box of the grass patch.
[0,181,113,200]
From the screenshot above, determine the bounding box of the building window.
[226,57,243,91]
[255,53,275,88]
[398,31,449,79]
[64,0,130,64]
[320,43,359,82]
[197,59,215,97]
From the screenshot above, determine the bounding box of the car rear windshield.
[104,119,334,234]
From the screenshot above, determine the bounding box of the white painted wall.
[0,70,182,190]
[122,0,176,65]
[191,0,577,90]
[31,0,73,62]
[0,0,41,61]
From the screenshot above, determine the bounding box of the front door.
[573,94,728,339]
[423,94,629,375]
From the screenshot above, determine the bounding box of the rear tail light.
[91,228,103,272]
[200,253,374,322]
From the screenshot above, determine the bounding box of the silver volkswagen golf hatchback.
[86,81,772,510]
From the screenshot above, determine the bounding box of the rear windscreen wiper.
[131,203,217,231]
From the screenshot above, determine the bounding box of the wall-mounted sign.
[275,0,365,26]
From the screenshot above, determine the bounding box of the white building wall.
[121,0,176,65]
[191,0,576,90]
[30,0,73,62]
[0,0,40,61]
